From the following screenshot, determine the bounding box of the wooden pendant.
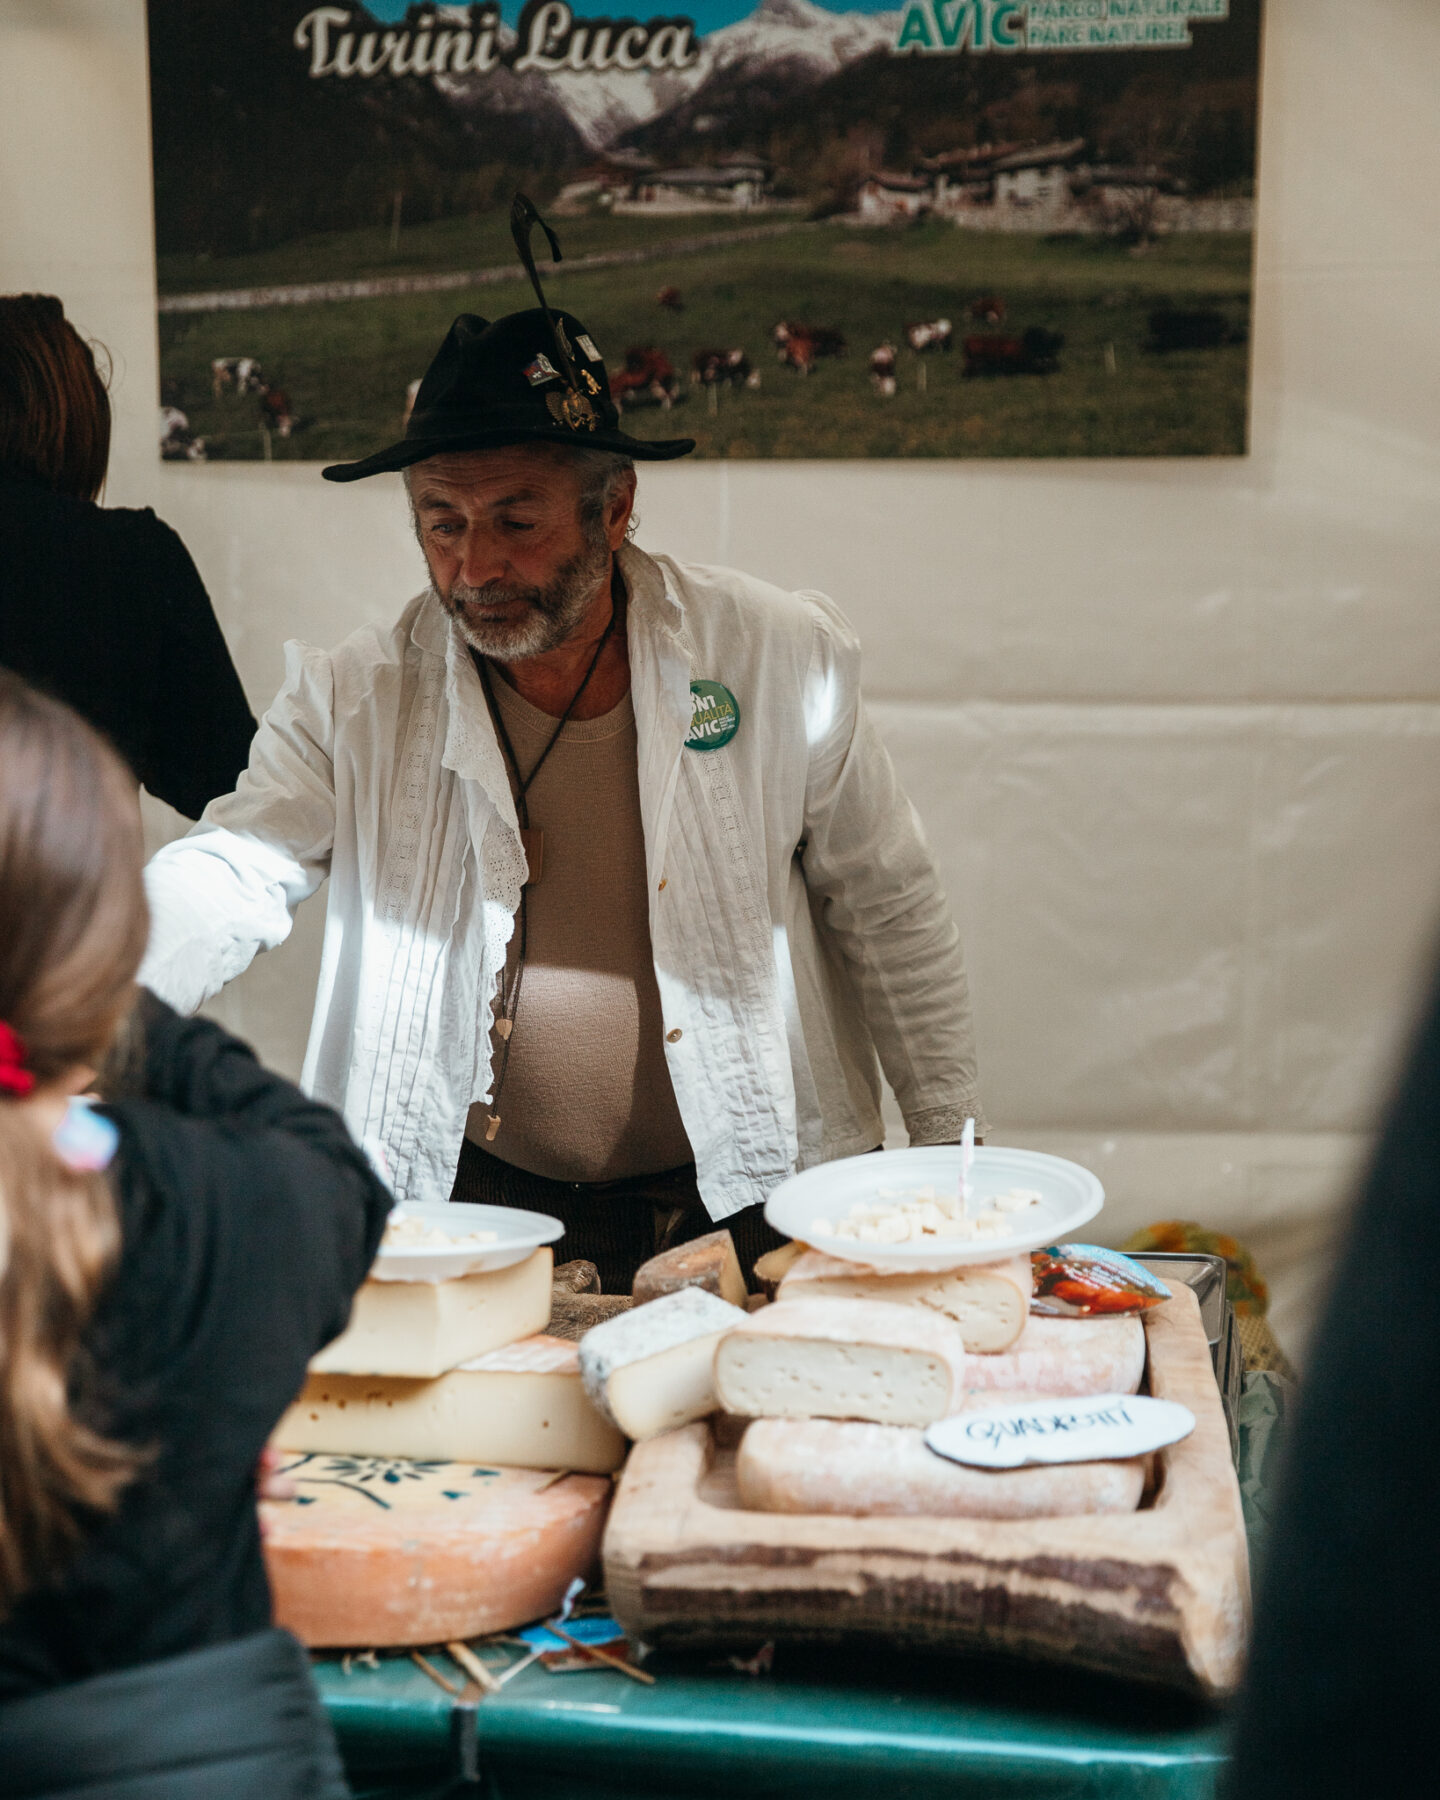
[520,826,544,886]
[494,1017,513,1040]
[485,1115,502,1142]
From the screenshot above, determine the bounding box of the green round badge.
[686,680,741,753]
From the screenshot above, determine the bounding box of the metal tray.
[1132,1252,1241,1463]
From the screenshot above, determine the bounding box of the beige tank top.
[465,673,692,1182]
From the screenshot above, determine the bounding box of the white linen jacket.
[140,544,984,1219]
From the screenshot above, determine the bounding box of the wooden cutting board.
[603,1285,1249,1697]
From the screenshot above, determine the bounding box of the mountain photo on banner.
[148,0,1262,462]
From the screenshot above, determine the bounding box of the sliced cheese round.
[962,1313,1146,1396]
[713,1297,967,1426]
[777,1250,1030,1352]
[737,1417,1147,1518]
[261,1457,610,1648]
[274,1335,626,1473]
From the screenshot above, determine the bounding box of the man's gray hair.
[570,448,637,540]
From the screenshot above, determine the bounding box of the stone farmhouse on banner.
[855,140,1254,232]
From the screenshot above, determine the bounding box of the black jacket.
[0,472,256,817]
[1225,958,1440,1797]
[0,997,391,1699]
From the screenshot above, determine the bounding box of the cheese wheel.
[963,1313,1146,1396]
[579,1289,743,1440]
[262,1457,611,1648]
[633,1230,747,1309]
[737,1417,1147,1519]
[713,1298,966,1426]
[777,1250,1031,1352]
[310,1248,553,1378]
[274,1334,626,1473]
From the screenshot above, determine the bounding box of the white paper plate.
[370,1203,564,1282]
[764,1145,1103,1272]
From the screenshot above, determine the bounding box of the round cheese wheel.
[261,1455,611,1648]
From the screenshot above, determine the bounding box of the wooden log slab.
[603,1286,1249,1697]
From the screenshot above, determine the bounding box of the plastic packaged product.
[1029,1244,1171,1317]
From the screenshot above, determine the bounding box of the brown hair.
[0,295,112,502]
[0,671,149,1615]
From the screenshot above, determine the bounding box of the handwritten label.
[925,1393,1195,1469]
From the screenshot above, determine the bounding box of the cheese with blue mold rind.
[579,1289,744,1440]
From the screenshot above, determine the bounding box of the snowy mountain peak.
[442,0,898,153]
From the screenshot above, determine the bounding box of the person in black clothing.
[1224,955,1440,1798]
[0,671,390,1796]
[0,294,256,818]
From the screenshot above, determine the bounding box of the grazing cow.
[258,382,296,437]
[691,347,755,390]
[656,285,684,311]
[904,318,952,355]
[1147,308,1231,353]
[962,327,1065,378]
[869,344,898,398]
[611,347,681,410]
[968,294,1007,325]
[159,405,205,462]
[211,356,266,398]
[772,321,847,374]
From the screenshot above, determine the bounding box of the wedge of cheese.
[310,1247,553,1378]
[274,1334,626,1473]
[633,1230,747,1309]
[777,1250,1031,1352]
[713,1297,966,1426]
[579,1289,743,1441]
[262,1457,610,1648]
[737,1417,1147,1519]
[962,1313,1146,1396]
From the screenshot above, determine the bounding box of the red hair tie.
[0,1021,36,1098]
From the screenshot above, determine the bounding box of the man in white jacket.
[141,211,983,1287]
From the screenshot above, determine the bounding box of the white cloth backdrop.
[5,0,1440,1357]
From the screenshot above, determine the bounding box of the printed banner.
[149,0,1262,462]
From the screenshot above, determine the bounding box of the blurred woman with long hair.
[0,671,388,1796]
[0,293,256,819]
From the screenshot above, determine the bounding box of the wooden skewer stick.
[545,1622,656,1686]
[411,1649,460,1696]
[446,1640,502,1695]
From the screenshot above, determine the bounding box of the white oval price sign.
[925,1394,1195,1469]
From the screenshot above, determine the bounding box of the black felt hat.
[322,197,694,481]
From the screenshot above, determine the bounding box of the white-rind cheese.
[713,1297,967,1426]
[737,1417,1147,1518]
[310,1248,553,1378]
[962,1313,1147,1396]
[275,1333,626,1472]
[777,1250,1031,1352]
[578,1289,743,1441]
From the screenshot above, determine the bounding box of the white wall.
[6,0,1440,1356]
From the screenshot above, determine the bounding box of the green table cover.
[319,1371,1288,1799]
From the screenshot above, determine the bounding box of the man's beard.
[436,533,611,661]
